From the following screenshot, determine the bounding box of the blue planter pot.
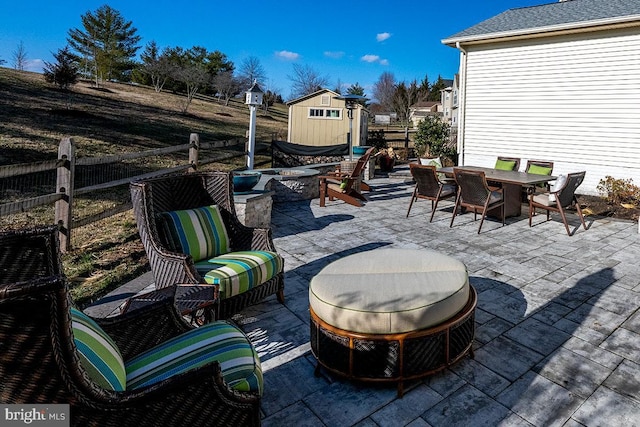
[232,171,262,193]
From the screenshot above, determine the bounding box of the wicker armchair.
[0,226,261,426]
[130,171,284,319]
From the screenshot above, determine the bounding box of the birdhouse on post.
[245,81,264,169]
[245,81,264,106]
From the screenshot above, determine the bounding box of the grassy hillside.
[0,67,290,307]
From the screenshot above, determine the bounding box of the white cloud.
[275,50,300,60]
[361,55,389,66]
[361,54,380,63]
[376,32,392,42]
[324,51,345,59]
[26,59,44,73]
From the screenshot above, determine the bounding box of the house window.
[320,95,331,106]
[325,109,341,119]
[308,108,342,119]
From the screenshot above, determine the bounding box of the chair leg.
[574,196,588,230]
[529,200,534,227]
[450,194,461,228]
[277,289,285,304]
[406,187,417,217]
[430,199,439,223]
[557,204,572,236]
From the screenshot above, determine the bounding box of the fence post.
[189,133,199,172]
[55,137,75,252]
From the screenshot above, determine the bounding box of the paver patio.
[89,168,640,426]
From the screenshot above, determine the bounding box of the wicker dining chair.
[406,163,457,222]
[0,226,262,426]
[529,171,588,236]
[450,168,505,233]
[495,156,521,171]
[130,171,284,319]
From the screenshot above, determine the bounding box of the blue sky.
[0,0,552,99]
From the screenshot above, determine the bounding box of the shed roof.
[442,0,640,46]
[285,88,339,106]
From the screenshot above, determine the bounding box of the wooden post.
[55,137,75,252]
[189,133,199,172]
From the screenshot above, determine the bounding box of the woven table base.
[310,286,477,397]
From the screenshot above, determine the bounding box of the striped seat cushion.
[157,205,230,262]
[125,321,263,395]
[71,308,126,391]
[195,251,284,299]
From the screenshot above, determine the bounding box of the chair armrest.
[96,294,193,359]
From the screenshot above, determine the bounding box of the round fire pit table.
[309,248,476,397]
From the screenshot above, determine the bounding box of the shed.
[286,89,369,148]
[442,0,640,194]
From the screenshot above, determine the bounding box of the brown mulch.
[579,194,640,222]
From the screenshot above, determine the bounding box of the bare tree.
[237,56,266,89]
[393,80,427,134]
[172,65,210,113]
[372,71,396,111]
[213,70,240,106]
[288,63,329,99]
[12,41,28,71]
[140,42,175,92]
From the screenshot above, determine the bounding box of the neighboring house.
[409,101,441,128]
[440,74,459,126]
[286,89,369,147]
[442,0,640,194]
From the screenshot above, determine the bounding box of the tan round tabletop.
[309,248,470,334]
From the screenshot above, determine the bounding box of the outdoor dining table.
[438,166,556,219]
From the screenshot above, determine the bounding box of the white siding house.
[442,0,640,194]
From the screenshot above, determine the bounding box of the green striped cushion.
[125,320,263,395]
[71,308,126,391]
[158,205,230,261]
[196,251,284,299]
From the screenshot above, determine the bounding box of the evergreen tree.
[43,47,79,90]
[67,5,141,84]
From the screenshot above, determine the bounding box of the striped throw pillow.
[126,320,263,395]
[197,250,284,299]
[158,205,230,262]
[71,308,126,391]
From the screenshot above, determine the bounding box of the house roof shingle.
[442,0,640,45]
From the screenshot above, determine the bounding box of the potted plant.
[414,115,457,166]
[376,147,399,172]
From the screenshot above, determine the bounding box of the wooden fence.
[0,133,246,252]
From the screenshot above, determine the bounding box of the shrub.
[414,115,455,159]
[596,176,640,205]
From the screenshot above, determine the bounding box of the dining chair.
[406,163,457,222]
[523,159,555,197]
[529,171,588,236]
[525,159,554,175]
[495,156,520,171]
[450,168,505,233]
